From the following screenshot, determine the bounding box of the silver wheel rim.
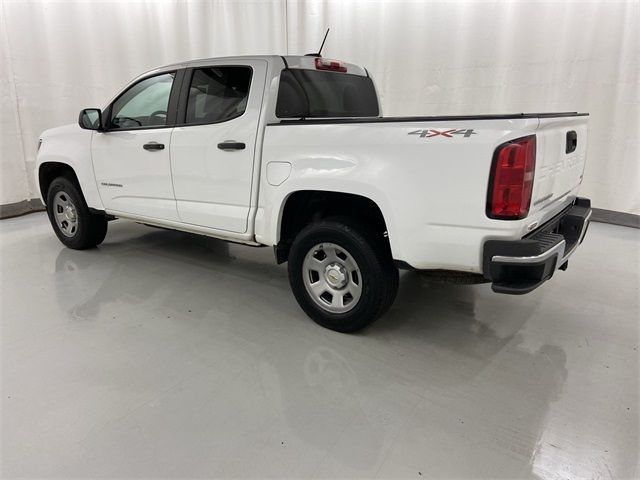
[52,191,78,237]
[302,242,362,314]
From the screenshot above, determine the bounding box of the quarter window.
[185,67,252,125]
[110,72,175,129]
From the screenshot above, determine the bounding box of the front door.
[92,71,180,221]
[170,60,267,233]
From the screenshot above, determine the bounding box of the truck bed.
[261,113,589,272]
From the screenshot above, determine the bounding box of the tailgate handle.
[566,131,577,154]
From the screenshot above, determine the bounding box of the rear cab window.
[276,68,379,118]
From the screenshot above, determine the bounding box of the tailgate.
[530,115,589,216]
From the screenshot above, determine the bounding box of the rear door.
[530,115,589,216]
[170,60,267,233]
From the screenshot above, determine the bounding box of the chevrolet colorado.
[36,55,592,332]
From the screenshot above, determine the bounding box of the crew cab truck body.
[37,55,591,332]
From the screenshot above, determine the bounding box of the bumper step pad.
[482,198,592,294]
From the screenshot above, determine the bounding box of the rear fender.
[256,158,400,258]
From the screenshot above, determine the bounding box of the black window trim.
[175,64,254,128]
[103,69,185,132]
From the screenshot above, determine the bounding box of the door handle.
[566,131,577,154]
[217,141,246,151]
[143,142,165,151]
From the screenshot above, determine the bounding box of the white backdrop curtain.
[1,0,638,214]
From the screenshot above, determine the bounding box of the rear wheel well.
[276,191,390,264]
[39,162,79,205]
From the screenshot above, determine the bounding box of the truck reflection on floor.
[53,223,568,477]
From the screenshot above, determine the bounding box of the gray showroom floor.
[1,212,638,479]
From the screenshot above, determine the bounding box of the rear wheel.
[288,219,398,332]
[46,176,107,249]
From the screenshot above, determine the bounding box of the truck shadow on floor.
[53,219,548,347]
[51,220,563,392]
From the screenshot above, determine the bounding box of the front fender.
[36,124,103,210]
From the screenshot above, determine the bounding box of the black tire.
[288,218,399,333]
[46,176,108,249]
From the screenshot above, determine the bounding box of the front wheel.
[288,219,398,332]
[46,176,108,249]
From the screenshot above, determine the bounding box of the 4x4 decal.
[409,129,477,138]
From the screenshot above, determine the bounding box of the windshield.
[276,69,379,118]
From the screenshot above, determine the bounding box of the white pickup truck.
[36,55,592,332]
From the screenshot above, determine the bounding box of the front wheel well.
[276,190,390,264]
[38,162,80,205]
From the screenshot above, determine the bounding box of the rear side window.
[185,66,252,125]
[276,69,379,118]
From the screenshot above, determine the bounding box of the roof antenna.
[305,28,330,57]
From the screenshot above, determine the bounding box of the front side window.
[276,69,379,118]
[185,66,252,125]
[110,72,175,129]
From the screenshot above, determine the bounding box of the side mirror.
[78,108,103,131]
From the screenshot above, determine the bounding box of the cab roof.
[149,55,368,77]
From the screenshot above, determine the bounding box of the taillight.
[487,135,536,219]
[315,57,347,73]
